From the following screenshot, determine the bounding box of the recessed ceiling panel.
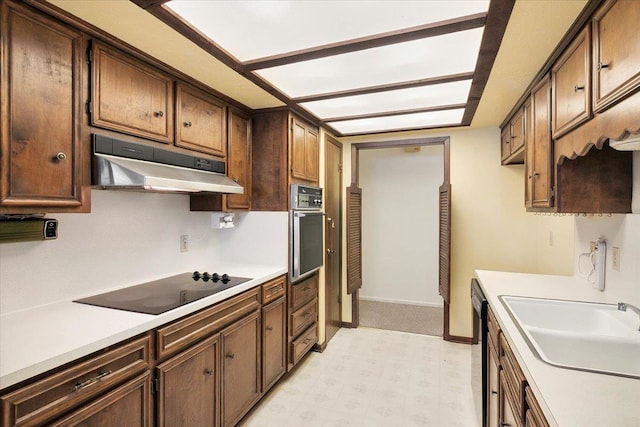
[301,80,472,119]
[327,109,465,135]
[255,28,483,98]
[165,0,489,61]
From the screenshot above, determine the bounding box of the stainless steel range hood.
[92,135,243,194]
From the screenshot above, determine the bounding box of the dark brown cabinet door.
[50,372,152,427]
[156,335,220,427]
[176,83,226,157]
[290,116,319,184]
[510,107,526,155]
[221,311,261,427]
[592,0,640,112]
[91,41,174,143]
[0,0,86,210]
[552,26,591,138]
[262,297,286,392]
[290,118,307,181]
[527,77,554,209]
[226,108,252,211]
[500,126,512,161]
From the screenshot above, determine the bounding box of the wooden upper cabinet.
[0,0,88,212]
[592,0,640,112]
[552,26,592,138]
[91,41,174,143]
[290,116,319,184]
[501,106,525,165]
[225,108,252,211]
[176,83,226,157]
[526,77,554,210]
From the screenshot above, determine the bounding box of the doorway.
[346,137,451,339]
[324,136,342,344]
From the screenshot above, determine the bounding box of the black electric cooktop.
[74,272,252,315]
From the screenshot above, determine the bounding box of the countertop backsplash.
[0,191,287,315]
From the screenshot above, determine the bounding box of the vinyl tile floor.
[240,327,482,427]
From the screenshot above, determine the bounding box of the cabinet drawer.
[261,275,286,305]
[49,372,152,427]
[500,334,526,421]
[290,274,318,310]
[290,325,317,366]
[290,298,317,338]
[156,287,260,360]
[0,335,150,427]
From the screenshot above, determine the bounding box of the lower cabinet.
[486,306,550,427]
[0,277,292,427]
[156,335,220,427]
[288,274,319,370]
[220,311,261,427]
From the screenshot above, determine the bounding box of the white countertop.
[0,263,287,390]
[476,270,640,427]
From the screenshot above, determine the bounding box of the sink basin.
[500,296,640,379]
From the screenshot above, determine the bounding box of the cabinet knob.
[205,369,214,376]
[597,62,610,71]
[266,326,273,331]
[574,84,585,92]
[491,390,498,395]
[233,177,239,183]
[225,352,235,359]
[154,111,164,118]
[55,152,67,161]
[184,120,192,128]
[528,171,540,179]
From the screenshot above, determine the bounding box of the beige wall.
[342,127,574,338]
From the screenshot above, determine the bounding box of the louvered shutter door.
[439,183,451,303]
[346,184,362,294]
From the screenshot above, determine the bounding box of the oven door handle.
[294,212,326,218]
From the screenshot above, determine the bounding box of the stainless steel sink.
[500,296,640,379]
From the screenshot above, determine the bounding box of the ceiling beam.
[462,0,516,126]
[293,73,474,104]
[324,104,466,123]
[244,12,487,71]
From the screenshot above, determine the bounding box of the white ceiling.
[49,0,587,135]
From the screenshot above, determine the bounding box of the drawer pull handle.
[303,338,311,345]
[574,84,585,92]
[154,111,164,118]
[184,120,192,127]
[304,287,310,291]
[55,152,67,161]
[597,62,610,71]
[226,352,235,359]
[205,369,215,376]
[73,370,111,392]
[491,390,498,395]
[266,325,273,331]
[304,312,311,317]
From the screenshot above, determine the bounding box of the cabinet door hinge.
[85,100,92,115]
[86,48,92,64]
[151,378,159,394]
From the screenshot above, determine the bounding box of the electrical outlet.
[612,247,620,271]
[180,235,189,252]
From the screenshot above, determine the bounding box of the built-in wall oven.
[290,184,324,283]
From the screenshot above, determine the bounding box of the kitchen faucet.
[617,302,640,331]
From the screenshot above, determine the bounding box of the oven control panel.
[291,184,323,210]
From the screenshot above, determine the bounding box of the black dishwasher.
[471,278,488,427]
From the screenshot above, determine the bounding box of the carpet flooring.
[359,299,444,337]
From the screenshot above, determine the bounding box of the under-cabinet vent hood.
[92,134,243,194]
[609,135,640,151]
